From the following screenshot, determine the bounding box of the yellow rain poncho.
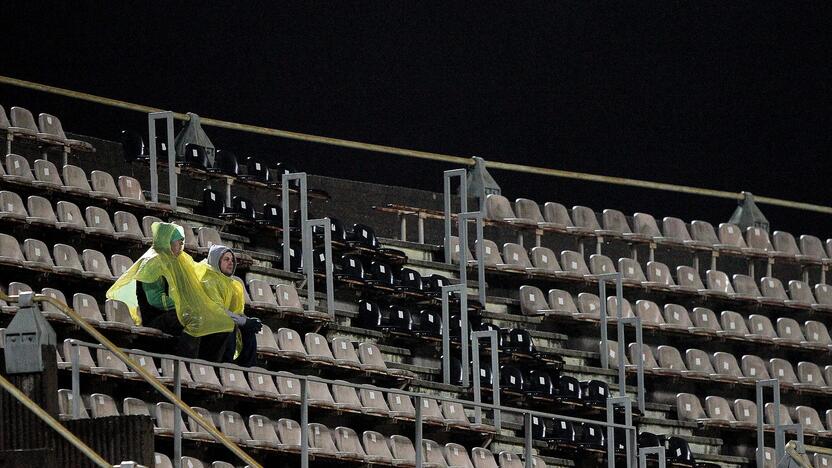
[194,244,247,356]
[106,222,234,337]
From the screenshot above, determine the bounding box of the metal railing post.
[597,273,622,372]
[303,218,334,318]
[607,395,635,468]
[444,169,468,264]
[639,446,666,468]
[300,378,309,468]
[282,172,308,272]
[441,284,467,386]
[524,413,533,468]
[71,341,80,419]
[618,316,645,414]
[756,379,783,467]
[459,210,486,309]
[414,395,423,468]
[147,111,177,208]
[173,362,182,468]
[472,330,500,429]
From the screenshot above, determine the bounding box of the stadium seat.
[501,243,532,271]
[805,321,832,350]
[350,223,380,250]
[38,113,94,152]
[685,349,716,377]
[813,453,832,468]
[197,227,222,254]
[656,345,696,377]
[307,423,339,456]
[664,217,711,249]
[588,253,616,277]
[519,285,551,316]
[219,368,252,397]
[542,202,575,231]
[816,284,832,309]
[689,307,721,336]
[786,280,815,308]
[444,443,475,468]
[89,170,120,200]
[200,188,224,217]
[717,222,747,254]
[800,234,830,262]
[571,206,607,236]
[675,265,705,293]
[82,249,114,280]
[758,447,776,468]
[160,359,194,387]
[30,159,62,189]
[768,358,800,388]
[57,389,89,419]
[84,206,115,236]
[180,143,209,170]
[390,434,427,467]
[357,342,390,373]
[775,317,811,348]
[759,277,796,308]
[676,393,707,423]
[331,337,362,369]
[514,198,550,228]
[471,447,499,468]
[704,269,734,297]
[218,410,251,444]
[712,352,745,382]
[110,254,134,277]
[0,190,28,220]
[255,324,280,354]
[546,288,578,317]
[362,431,394,464]
[122,397,150,419]
[26,195,57,226]
[22,238,55,272]
[474,238,505,269]
[188,362,222,392]
[575,292,601,321]
[627,343,659,372]
[422,439,448,467]
[643,261,676,291]
[4,154,34,183]
[72,293,104,326]
[331,381,363,412]
[744,226,780,257]
[742,355,771,381]
[601,340,629,369]
[728,274,761,302]
[528,246,560,274]
[796,361,828,390]
[485,194,534,225]
[635,300,665,329]
[764,403,794,427]
[665,437,696,466]
[54,201,85,232]
[116,176,152,207]
[184,406,218,441]
[772,231,807,260]
[275,419,301,451]
[718,311,753,340]
[91,349,129,377]
[113,211,144,241]
[88,393,119,418]
[247,369,280,399]
[124,353,162,380]
[275,327,308,359]
[618,257,647,285]
[732,399,759,429]
[41,288,69,320]
[247,415,280,449]
[61,165,93,195]
[247,279,279,311]
[275,372,302,402]
[304,332,336,365]
[560,250,590,279]
[602,208,644,240]
[746,314,777,342]
[661,303,693,332]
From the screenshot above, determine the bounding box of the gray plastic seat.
[747,314,777,341]
[474,238,504,269]
[32,159,62,188]
[732,399,759,429]
[704,396,737,427]
[38,113,94,152]
[73,293,104,326]
[78,249,113,281]
[110,254,134,277]
[444,443,475,468]
[89,170,119,199]
[730,274,763,301]
[4,154,34,183]
[603,209,648,241]
[363,431,394,464]
[61,164,93,195]
[123,353,161,380]
[6,107,40,141]
[471,447,499,468]
[61,339,95,372]
[304,332,336,364]
[768,358,799,388]
[247,415,280,449]
[804,321,832,350]
[441,401,470,427]
[484,194,535,226]
[41,288,70,321]
[628,343,659,371]
[661,303,693,332]
[742,355,771,381]
[814,453,832,468]
[0,190,28,220]
[387,392,416,419]
[247,368,280,399]
[390,434,427,467]
[717,222,747,253]
[113,211,144,241]
[816,284,832,308]
[689,307,721,335]
[704,269,734,297]
[773,231,808,261]
[448,235,476,265]
[546,289,578,317]
[519,285,551,316]
[274,283,306,315]
[689,220,721,248]
[26,195,57,226]
[718,311,752,340]
[160,359,194,387]
[513,198,545,224]
[359,388,390,416]
[22,238,55,271]
[331,337,362,369]
[528,246,560,274]
[759,277,794,307]
[89,393,119,418]
[56,201,86,231]
[332,381,363,412]
[219,410,252,444]
[635,300,664,328]
[618,258,647,285]
[141,216,162,242]
[84,206,115,236]
[117,175,150,207]
[333,426,368,461]
[675,265,705,293]
[744,226,780,257]
[274,418,302,451]
[686,348,716,375]
[248,279,279,310]
[786,280,815,308]
[664,217,711,249]
[643,261,676,291]
[775,317,810,348]
[188,362,222,392]
[57,388,89,420]
[606,295,634,321]
[656,345,695,376]
[560,250,590,278]
[423,439,449,467]
[633,212,664,240]
[799,234,830,262]
[197,227,223,254]
[712,353,746,382]
[501,243,532,271]
[275,372,301,402]
[308,381,336,409]
[542,202,575,232]
[589,254,616,276]
[91,349,129,377]
[275,327,308,359]
[123,398,151,418]
[575,292,601,321]
[184,407,219,442]
[219,368,252,397]
[602,340,629,370]
[764,403,793,427]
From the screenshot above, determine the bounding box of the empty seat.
[686,348,716,376]
[769,358,799,388]
[89,170,119,199]
[22,238,55,271]
[113,211,144,241]
[528,246,560,274]
[188,362,222,392]
[571,206,603,235]
[742,355,771,381]
[218,410,251,443]
[676,393,707,423]
[57,389,89,419]
[362,431,394,464]
[471,447,499,468]
[304,332,336,364]
[247,414,280,449]
[84,206,115,236]
[308,381,336,408]
[747,314,777,341]
[601,340,629,370]
[358,388,390,416]
[444,443,475,468]
[116,176,150,206]
[800,234,830,262]
[219,368,252,396]
[32,159,62,188]
[307,423,339,456]
[628,343,659,371]
[248,279,278,310]
[56,201,87,231]
[675,266,705,293]
[519,285,551,316]
[546,289,578,317]
[275,372,302,402]
[575,292,601,321]
[441,401,470,427]
[787,280,815,308]
[91,349,129,377]
[247,368,280,399]
[796,361,828,390]
[61,165,93,195]
[588,254,617,276]
[26,195,57,226]
[4,154,34,183]
[274,283,306,314]
[110,254,134,277]
[73,293,104,326]
[37,113,94,152]
[89,393,119,418]
[805,321,832,350]
[730,274,763,301]
[82,249,114,280]
[712,352,746,382]
[744,227,779,257]
[331,337,362,369]
[719,311,753,339]
[357,342,395,375]
[704,269,734,297]
[664,217,711,249]
[275,418,302,451]
[732,399,759,429]
[764,403,794,426]
[484,194,534,225]
[422,439,448,467]
[689,307,721,335]
[275,327,308,359]
[602,209,646,240]
[635,300,665,329]
[656,345,696,376]
[704,396,738,427]
[618,258,647,285]
[197,227,222,253]
[560,250,590,278]
[759,277,795,307]
[0,190,28,220]
[332,381,363,412]
[124,353,161,380]
[772,231,807,260]
[514,198,552,228]
[387,392,416,419]
[643,261,677,291]
[140,216,162,242]
[123,398,151,418]
[184,406,218,441]
[160,359,194,387]
[501,243,532,271]
[717,222,747,253]
[775,317,810,347]
[661,304,693,332]
[474,239,505,269]
[41,288,70,320]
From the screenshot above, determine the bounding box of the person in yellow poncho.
[106,222,261,362]
[196,244,259,367]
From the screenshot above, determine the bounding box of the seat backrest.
[123,397,151,417]
[197,227,222,250]
[117,176,145,201]
[799,234,828,259]
[745,226,773,251]
[769,358,798,384]
[663,303,693,327]
[307,423,337,454]
[447,235,473,264]
[764,403,793,426]
[713,352,743,378]
[720,310,750,334]
[89,170,119,196]
[502,243,531,267]
[663,217,694,242]
[219,411,251,440]
[0,190,27,217]
[797,361,826,386]
[219,368,251,394]
[633,212,661,237]
[33,159,62,185]
[676,393,705,421]
[776,317,805,341]
[471,447,499,468]
[387,392,415,416]
[561,250,589,274]
[732,274,762,296]
[474,239,503,266]
[645,261,675,286]
[0,105,8,130]
[276,418,301,446]
[547,289,577,314]
[691,307,721,332]
[85,206,114,233]
[635,300,664,325]
[304,332,334,360]
[689,220,719,244]
[5,154,34,180]
[602,339,629,369]
[389,434,417,463]
[26,195,56,221]
[333,426,366,456]
[248,279,277,305]
[308,381,334,405]
[618,258,646,282]
[577,292,601,319]
[657,345,686,370]
[422,439,448,467]
[602,209,632,234]
[110,254,134,277]
[247,369,279,397]
[676,266,704,289]
[816,284,832,306]
[498,451,524,468]
[89,393,119,418]
[357,342,387,369]
[484,194,516,221]
[359,388,389,411]
[37,113,67,138]
[140,216,162,239]
[57,388,89,418]
[718,223,746,247]
[704,396,735,422]
[331,380,362,407]
[362,431,394,459]
[83,249,113,277]
[23,238,54,266]
[542,202,573,226]
[733,399,758,424]
[571,206,600,230]
[805,320,832,345]
[275,372,301,398]
[747,314,776,338]
[514,198,544,223]
[96,349,128,374]
[772,230,799,254]
[519,285,547,315]
[760,277,788,300]
[788,280,815,304]
[331,337,361,364]
[628,343,658,369]
[113,211,143,237]
[529,246,560,271]
[588,254,616,275]
[276,328,307,354]
[73,293,103,321]
[62,165,92,191]
[444,443,475,468]
[742,355,770,380]
[706,270,733,293]
[686,348,715,373]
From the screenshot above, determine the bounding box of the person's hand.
[241,317,263,333]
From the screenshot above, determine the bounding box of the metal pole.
[441,284,466,386]
[282,173,308,272]
[174,362,182,468]
[472,335,482,425]
[300,379,309,468]
[524,413,533,468]
[71,342,80,419]
[639,447,666,468]
[615,274,625,398]
[471,330,500,429]
[165,115,176,209]
[414,395,423,468]
[303,218,336,317]
[148,113,158,203]
[444,169,468,264]
[475,215,486,307]
[599,277,609,369]
[756,379,782,467]
[303,218,314,314]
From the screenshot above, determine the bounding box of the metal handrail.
[0,291,261,468]
[0,373,111,467]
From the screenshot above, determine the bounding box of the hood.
[151,222,185,255]
[207,244,236,276]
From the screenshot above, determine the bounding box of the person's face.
[170,239,184,257]
[220,251,234,275]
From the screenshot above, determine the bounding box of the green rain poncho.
[106,222,234,337]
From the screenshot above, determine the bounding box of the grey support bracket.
[441,284,468,386]
[147,111,177,209]
[282,172,308,272]
[173,363,182,468]
[757,379,784,466]
[606,395,636,468]
[444,169,468,264]
[598,273,623,371]
[639,446,666,468]
[471,330,501,430]
[302,218,335,319]
[458,210,486,308]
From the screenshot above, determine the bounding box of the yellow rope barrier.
[2,74,831,215]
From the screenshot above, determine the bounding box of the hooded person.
[106,222,242,361]
[196,244,260,367]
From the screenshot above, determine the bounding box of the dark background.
[3,2,831,236]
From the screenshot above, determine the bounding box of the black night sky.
[4,2,832,236]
